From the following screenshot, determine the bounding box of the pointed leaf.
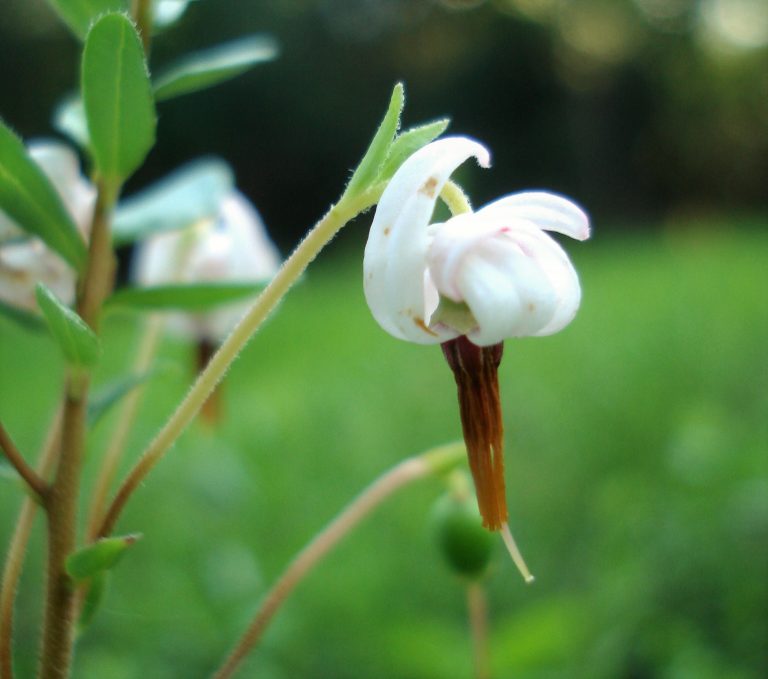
[112,159,233,245]
[82,13,156,185]
[44,0,129,40]
[0,120,87,271]
[35,283,101,369]
[345,83,404,197]
[66,534,141,581]
[378,118,450,182]
[154,35,279,102]
[106,282,266,311]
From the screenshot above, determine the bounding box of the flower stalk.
[95,186,383,540]
[212,442,465,679]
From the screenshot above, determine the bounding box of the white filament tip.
[500,522,535,585]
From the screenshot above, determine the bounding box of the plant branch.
[0,410,62,679]
[95,187,382,540]
[0,421,47,500]
[38,180,117,679]
[211,442,465,679]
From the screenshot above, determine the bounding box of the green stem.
[0,411,62,679]
[211,442,465,679]
[467,581,490,679]
[37,182,117,679]
[95,187,381,540]
[440,179,473,216]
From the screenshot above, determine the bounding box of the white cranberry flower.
[134,190,281,343]
[364,136,589,347]
[0,141,95,311]
[363,136,590,582]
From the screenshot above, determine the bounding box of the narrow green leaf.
[53,94,90,150]
[112,159,233,245]
[345,83,404,198]
[0,120,87,271]
[378,118,450,182]
[35,283,101,369]
[154,35,279,102]
[77,572,108,633]
[0,298,47,333]
[88,363,177,425]
[105,282,266,311]
[82,13,156,185]
[44,0,129,40]
[66,534,141,582]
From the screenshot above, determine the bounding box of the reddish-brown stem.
[0,410,62,679]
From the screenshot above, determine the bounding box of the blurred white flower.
[363,136,589,347]
[0,141,95,311]
[134,190,281,343]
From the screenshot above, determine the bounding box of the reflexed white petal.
[363,136,490,344]
[134,190,281,343]
[477,191,590,241]
[505,226,582,336]
[215,193,281,280]
[460,241,559,344]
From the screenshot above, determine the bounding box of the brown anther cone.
[441,336,507,531]
[197,338,221,425]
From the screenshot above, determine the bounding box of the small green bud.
[432,472,494,579]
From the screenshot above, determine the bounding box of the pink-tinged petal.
[363,136,490,344]
[477,191,590,241]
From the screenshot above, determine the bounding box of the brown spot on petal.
[383,227,391,236]
[441,337,507,531]
[414,317,438,336]
[419,176,438,198]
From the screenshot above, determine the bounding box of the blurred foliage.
[0,0,766,248]
[1,226,766,678]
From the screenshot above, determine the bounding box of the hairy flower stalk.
[363,136,589,581]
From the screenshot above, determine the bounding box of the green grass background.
[1,226,767,678]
